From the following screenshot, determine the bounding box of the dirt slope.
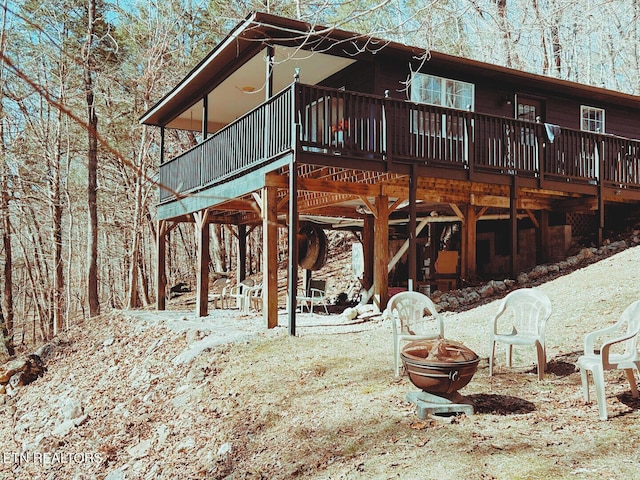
[2,246,640,479]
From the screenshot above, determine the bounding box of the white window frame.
[411,73,475,111]
[580,105,605,133]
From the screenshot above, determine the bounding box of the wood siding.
[373,57,640,138]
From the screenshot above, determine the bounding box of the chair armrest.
[600,333,637,367]
[388,312,398,336]
[584,324,622,354]
[490,305,508,335]
[310,288,324,299]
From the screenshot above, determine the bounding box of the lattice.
[566,212,596,237]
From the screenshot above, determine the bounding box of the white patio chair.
[307,280,328,314]
[222,279,254,309]
[383,291,445,377]
[577,300,640,420]
[293,288,311,312]
[243,283,263,313]
[208,277,230,308]
[489,288,552,380]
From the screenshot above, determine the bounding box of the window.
[517,104,537,122]
[581,106,605,133]
[411,73,474,111]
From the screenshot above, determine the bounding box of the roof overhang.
[141,11,640,129]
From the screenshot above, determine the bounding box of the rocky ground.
[2,233,640,479]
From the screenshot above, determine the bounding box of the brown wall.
[333,55,640,139]
[477,225,571,278]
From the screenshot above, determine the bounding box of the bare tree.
[0,0,13,358]
[84,0,100,317]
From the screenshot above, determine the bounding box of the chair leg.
[535,341,545,381]
[394,338,400,377]
[506,345,513,368]
[592,366,608,420]
[489,340,496,377]
[580,367,591,402]
[624,368,639,398]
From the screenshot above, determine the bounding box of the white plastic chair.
[489,288,552,380]
[243,283,263,313]
[383,291,445,377]
[208,278,230,308]
[307,280,328,314]
[577,300,640,420]
[222,279,254,309]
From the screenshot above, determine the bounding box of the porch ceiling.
[165,46,356,132]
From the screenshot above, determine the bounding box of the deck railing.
[159,83,640,202]
[159,87,293,202]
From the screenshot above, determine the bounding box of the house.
[140,12,640,332]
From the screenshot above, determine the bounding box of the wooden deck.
[158,82,640,214]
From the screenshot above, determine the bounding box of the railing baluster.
[159,83,640,204]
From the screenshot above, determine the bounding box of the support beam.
[194,210,210,317]
[359,219,428,306]
[262,187,278,329]
[237,224,247,282]
[373,195,389,311]
[537,210,550,264]
[287,163,299,336]
[264,46,274,162]
[389,219,429,274]
[524,209,540,228]
[461,204,477,279]
[359,196,378,218]
[160,127,165,165]
[202,95,209,139]
[157,220,168,311]
[598,185,605,246]
[408,165,417,290]
[265,45,274,100]
[450,203,465,223]
[362,215,374,291]
[510,179,518,277]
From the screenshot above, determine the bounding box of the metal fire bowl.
[401,340,480,395]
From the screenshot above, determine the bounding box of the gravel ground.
[1,245,640,480]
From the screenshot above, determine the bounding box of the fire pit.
[401,338,480,417]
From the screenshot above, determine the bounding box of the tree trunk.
[0,0,13,358]
[52,85,65,334]
[127,173,143,309]
[84,0,100,317]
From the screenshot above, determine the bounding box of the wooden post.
[160,127,165,166]
[157,220,167,311]
[510,178,518,277]
[194,210,210,317]
[265,45,274,101]
[263,45,274,160]
[597,185,605,246]
[237,224,247,282]
[408,165,417,290]
[462,204,477,280]
[202,95,208,139]
[362,215,374,290]
[262,187,278,328]
[597,139,605,246]
[287,162,299,336]
[373,195,389,311]
[537,210,550,264]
